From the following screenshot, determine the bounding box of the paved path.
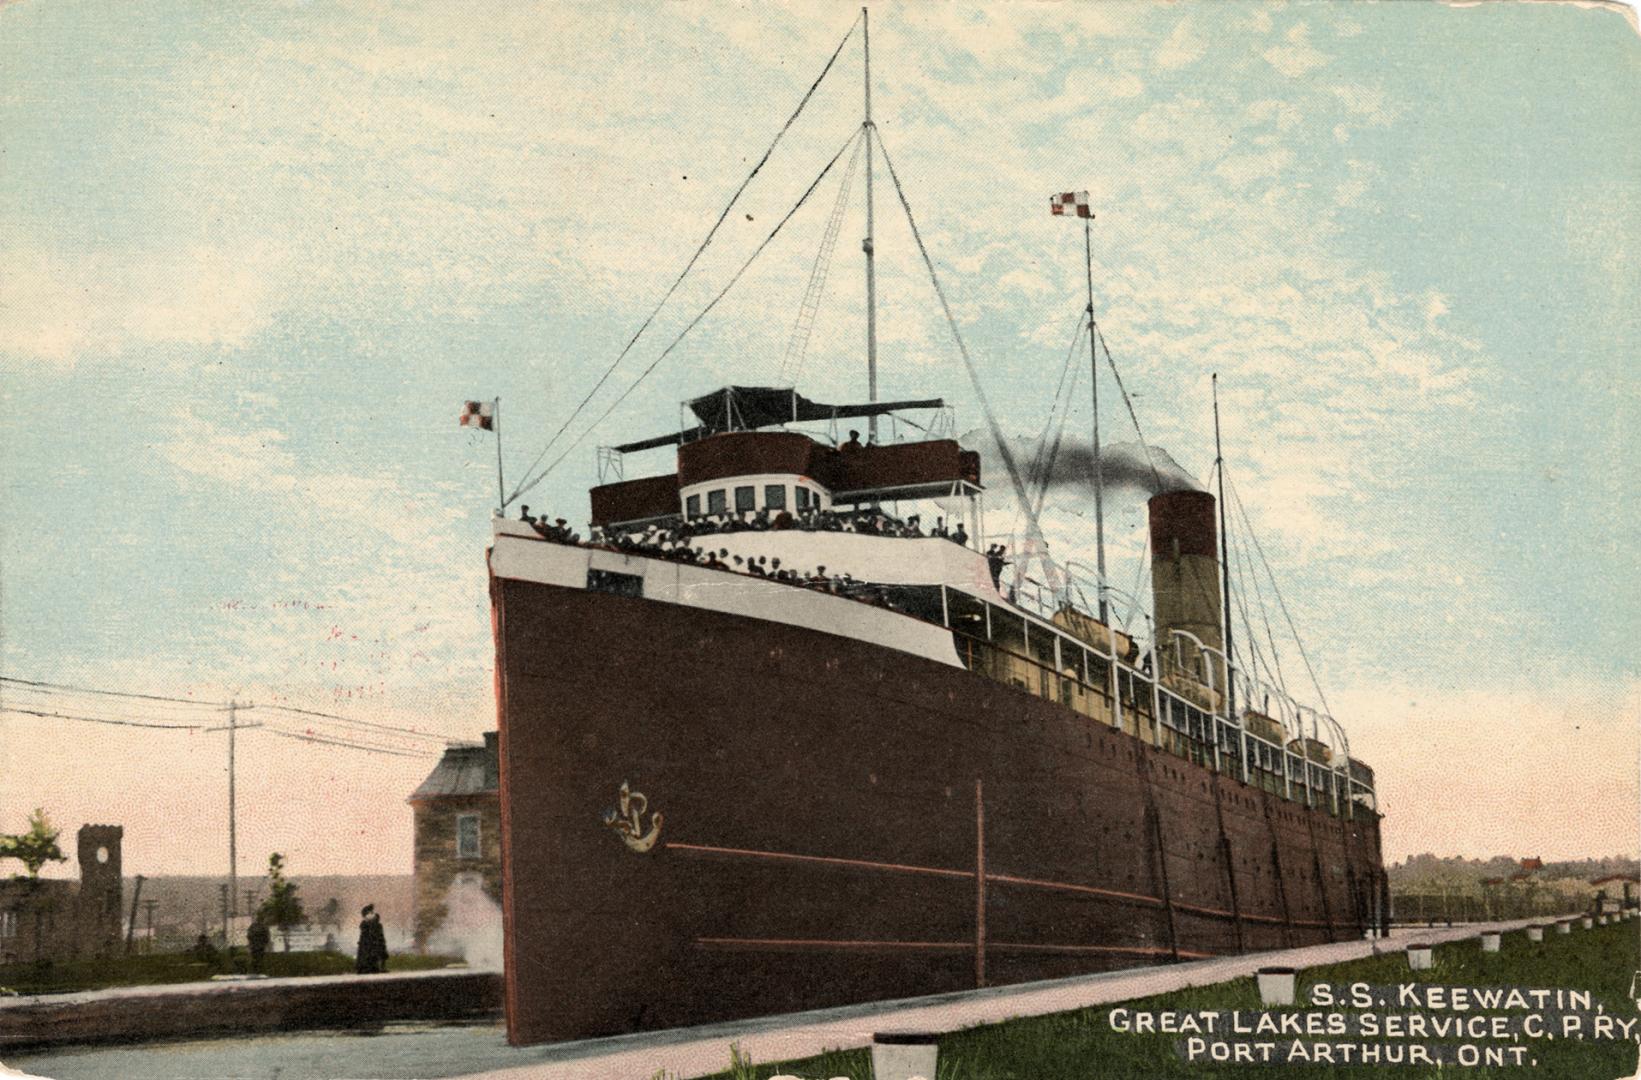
[6,918,1556,1080]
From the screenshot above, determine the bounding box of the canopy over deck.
[610,386,944,453]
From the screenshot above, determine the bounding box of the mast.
[1213,373,1237,724]
[1084,216,1108,621]
[862,6,879,442]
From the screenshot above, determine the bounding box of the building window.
[686,494,701,517]
[707,489,727,514]
[764,484,786,510]
[457,814,481,859]
[0,911,14,939]
[734,485,755,512]
[796,486,811,510]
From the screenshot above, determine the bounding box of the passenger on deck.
[986,544,1010,589]
[842,429,863,452]
[951,524,969,547]
[520,505,536,525]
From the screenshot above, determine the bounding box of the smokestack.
[1149,490,1224,690]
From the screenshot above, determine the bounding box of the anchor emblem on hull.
[602,780,663,853]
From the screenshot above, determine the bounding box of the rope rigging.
[507,13,864,506]
[515,128,867,494]
[1227,474,1335,721]
[778,132,864,387]
[870,126,1049,572]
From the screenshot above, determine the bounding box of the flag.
[459,400,495,430]
[1050,191,1091,219]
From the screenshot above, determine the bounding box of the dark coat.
[355,913,388,973]
[246,921,271,956]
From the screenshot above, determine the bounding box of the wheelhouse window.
[734,485,756,512]
[707,489,727,514]
[685,494,701,517]
[796,486,812,510]
[764,484,787,510]
[456,814,481,859]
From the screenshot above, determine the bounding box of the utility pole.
[203,703,261,939]
[218,883,230,947]
[244,889,260,923]
[142,899,158,955]
[862,6,879,442]
[228,701,237,929]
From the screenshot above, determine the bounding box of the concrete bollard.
[1526,925,1545,942]
[1256,966,1298,1006]
[871,1032,939,1080]
[1556,920,1571,935]
[1582,916,1594,929]
[1480,932,1502,952]
[1406,943,1434,970]
[1599,915,1609,925]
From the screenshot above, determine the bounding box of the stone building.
[0,824,124,964]
[408,734,501,951]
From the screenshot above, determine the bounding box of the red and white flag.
[1050,191,1092,219]
[459,400,494,430]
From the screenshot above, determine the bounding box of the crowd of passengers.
[515,504,1013,593]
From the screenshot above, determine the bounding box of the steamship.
[489,12,1386,1047]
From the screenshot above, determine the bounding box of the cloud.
[0,247,275,365]
[1263,22,1330,79]
[1155,15,1207,70]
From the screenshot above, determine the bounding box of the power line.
[0,675,230,710]
[508,11,863,505]
[243,703,451,743]
[0,706,205,731]
[259,726,439,759]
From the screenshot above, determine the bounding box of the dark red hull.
[494,574,1386,1046]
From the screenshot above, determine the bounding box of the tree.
[0,808,67,879]
[317,897,342,933]
[256,853,307,951]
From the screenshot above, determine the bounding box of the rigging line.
[0,706,204,731]
[259,727,439,759]
[1093,324,1166,497]
[242,703,452,742]
[517,128,865,494]
[0,675,230,710]
[508,12,863,505]
[1008,308,1087,554]
[1221,480,1270,690]
[871,127,1048,562]
[1227,473,1334,719]
[1228,487,1286,694]
[1228,478,1290,693]
[780,131,865,386]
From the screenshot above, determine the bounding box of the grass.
[0,949,462,995]
[693,920,1640,1078]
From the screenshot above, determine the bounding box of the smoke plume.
[964,430,1204,499]
[426,875,503,971]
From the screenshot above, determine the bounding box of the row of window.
[684,482,822,519]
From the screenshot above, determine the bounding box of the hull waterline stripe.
[669,841,974,879]
[694,937,1211,960]
[669,841,1333,929]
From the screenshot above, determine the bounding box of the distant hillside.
[1388,854,1639,890]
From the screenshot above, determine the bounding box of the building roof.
[1591,873,1639,885]
[408,737,497,802]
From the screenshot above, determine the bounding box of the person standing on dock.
[356,904,387,974]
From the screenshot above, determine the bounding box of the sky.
[1,1,1637,880]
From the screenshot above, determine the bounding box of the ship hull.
[493,568,1385,1046]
